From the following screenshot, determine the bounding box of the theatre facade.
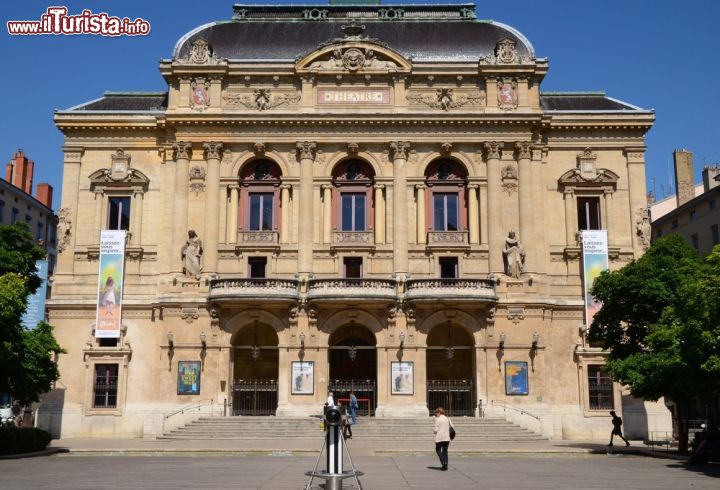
[43,3,672,439]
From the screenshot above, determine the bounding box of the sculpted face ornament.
[342,48,366,72]
[436,88,454,111]
[253,89,272,111]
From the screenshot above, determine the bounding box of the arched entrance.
[426,322,476,416]
[328,323,377,416]
[231,321,279,415]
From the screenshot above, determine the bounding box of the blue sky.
[2,1,719,209]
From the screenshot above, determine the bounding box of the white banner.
[581,230,609,331]
[95,230,126,338]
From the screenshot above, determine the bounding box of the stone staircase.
[159,416,545,441]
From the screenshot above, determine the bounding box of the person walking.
[327,391,335,406]
[349,391,358,426]
[608,410,630,447]
[433,407,453,471]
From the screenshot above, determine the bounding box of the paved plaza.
[1,453,718,489]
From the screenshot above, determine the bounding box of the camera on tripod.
[323,404,346,427]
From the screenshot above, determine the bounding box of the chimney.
[36,183,53,209]
[673,149,695,206]
[6,149,35,194]
[25,159,34,194]
[5,162,12,182]
[702,165,720,192]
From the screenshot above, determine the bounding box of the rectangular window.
[587,365,614,410]
[439,257,458,279]
[343,257,363,278]
[341,193,366,231]
[248,257,267,278]
[93,364,118,408]
[577,197,601,230]
[712,224,719,246]
[433,193,459,231]
[691,233,699,249]
[36,221,43,240]
[107,197,131,231]
[249,193,273,231]
[11,207,19,224]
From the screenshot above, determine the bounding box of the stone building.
[43,2,671,439]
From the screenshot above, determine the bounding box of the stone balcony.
[404,278,497,303]
[307,278,397,302]
[331,231,375,249]
[426,231,469,250]
[208,278,299,304]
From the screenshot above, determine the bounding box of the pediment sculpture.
[296,41,411,74]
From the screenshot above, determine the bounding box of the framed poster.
[505,361,529,395]
[177,361,201,395]
[391,361,414,395]
[291,361,314,395]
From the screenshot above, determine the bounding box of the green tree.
[0,223,64,406]
[589,234,720,453]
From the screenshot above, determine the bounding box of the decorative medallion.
[110,148,131,180]
[501,164,518,195]
[495,38,518,64]
[497,80,518,110]
[190,79,210,111]
[186,38,218,65]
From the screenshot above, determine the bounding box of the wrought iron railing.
[427,379,475,417]
[232,379,278,416]
[329,379,376,417]
[490,400,540,421]
[164,399,215,420]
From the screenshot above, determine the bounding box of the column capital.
[515,141,533,160]
[374,183,386,190]
[321,183,333,190]
[228,183,241,191]
[279,183,292,190]
[203,141,224,161]
[296,141,317,160]
[389,141,411,161]
[62,146,84,163]
[467,183,479,190]
[172,142,193,161]
[415,183,427,190]
[483,141,504,160]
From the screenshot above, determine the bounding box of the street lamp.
[167,331,174,350]
[499,332,506,350]
[399,331,405,349]
[532,331,540,350]
[200,331,207,350]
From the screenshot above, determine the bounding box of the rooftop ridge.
[103,91,167,97]
[540,91,606,96]
[231,3,479,21]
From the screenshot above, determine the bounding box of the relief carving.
[497,79,518,110]
[308,47,398,72]
[57,207,72,254]
[635,207,651,251]
[406,88,485,110]
[190,78,210,111]
[184,38,220,65]
[223,88,301,110]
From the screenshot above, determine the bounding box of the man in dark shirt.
[608,410,630,447]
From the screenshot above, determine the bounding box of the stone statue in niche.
[503,230,525,279]
[635,207,651,251]
[181,230,203,279]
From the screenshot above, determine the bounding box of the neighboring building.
[43,2,671,440]
[650,149,720,255]
[1,149,58,273]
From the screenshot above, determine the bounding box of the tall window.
[343,257,362,278]
[11,207,19,224]
[439,257,458,279]
[587,365,614,410]
[341,193,366,231]
[93,364,118,408]
[36,221,44,241]
[433,193,459,231]
[577,197,601,230]
[108,197,131,231]
[249,193,273,231]
[248,257,267,278]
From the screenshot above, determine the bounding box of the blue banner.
[21,259,48,329]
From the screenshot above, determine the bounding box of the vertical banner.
[95,230,126,338]
[582,230,609,331]
[21,259,48,329]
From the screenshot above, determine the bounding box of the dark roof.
[173,4,534,62]
[540,93,643,111]
[70,92,168,112]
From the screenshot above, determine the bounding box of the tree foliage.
[589,234,720,453]
[0,223,64,405]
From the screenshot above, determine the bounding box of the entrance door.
[232,322,279,416]
[328,323,377,416]
[426,322,476,416]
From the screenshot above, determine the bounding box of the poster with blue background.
[505,361,529,395]
[21,259,48,329]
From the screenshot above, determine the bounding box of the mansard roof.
[68,92,168,112]
[172,3,536,62]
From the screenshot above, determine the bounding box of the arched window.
[332,159,375,232]
[238,159,282,232]
[424,159,468,232]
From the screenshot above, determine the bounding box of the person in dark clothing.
[608,410,630,447]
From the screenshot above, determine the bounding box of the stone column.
[172,142,192,272]
[415,184,426,244]
[625,149,647,255]
[280,184,291,244]
[516,142,533,271]
[467,184,479,245]
[322,184,332,244]
[296,142,317,274]
[227,184,239,244]
[564,189,576,246]
[131,189,144,245]
[93,190,103,236]
[203,142,223,274]
[390,142,411,274]
[57,147,83,273]
[374,184,385,244]
[603,189,614,245]
[484,142,504,274]
[479,184,488,244]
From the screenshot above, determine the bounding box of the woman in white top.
[433,407,453,470]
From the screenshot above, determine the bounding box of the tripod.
[305,424,363,490]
